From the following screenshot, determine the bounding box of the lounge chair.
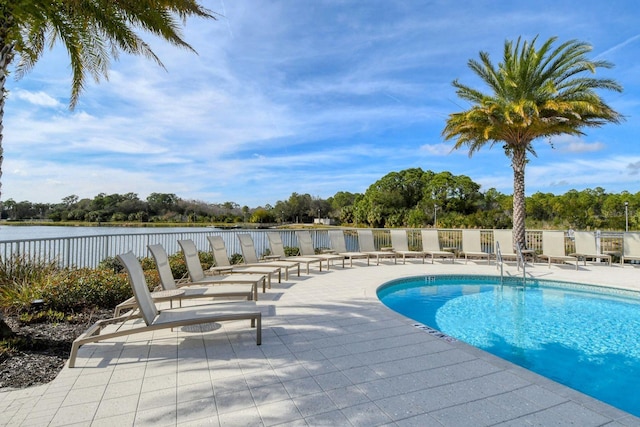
[420,229,455,264]
[177,239,267,298]
[295,230,345,269]
[68,251,261,368]
[266,232,323,273]
[570,231,612,266]
[492,229,519,264]
[206,236,282,287]
[328,230,371,267]
[114,244,256,316]
[460,229,491,264]
[356,229,397,265]
[389,229,426,264]
[537,231,578,270]
[621,232,640,265]
[237,234,301,279]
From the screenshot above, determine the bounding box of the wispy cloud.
[595,34,640,59]
[3,0,637,205]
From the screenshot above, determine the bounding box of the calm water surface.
[378,276,640,417]
[0,225,217,241]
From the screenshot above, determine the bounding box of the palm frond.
[6,0,216,108]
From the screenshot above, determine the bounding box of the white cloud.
[2,0,638,205]
[420,143,454,156]
[12,89,63,108]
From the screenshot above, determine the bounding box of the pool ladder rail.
[495,241,527,286]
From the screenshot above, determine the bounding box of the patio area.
[1,259,639,426]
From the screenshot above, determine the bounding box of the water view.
[0,225,217,241]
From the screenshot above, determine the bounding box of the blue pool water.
[377,275,640,416]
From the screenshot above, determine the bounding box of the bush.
[0,254,58,288]
[98,256,124,273]
[284,246,299,256]
[168,253,188,280]
[41,268,133,312]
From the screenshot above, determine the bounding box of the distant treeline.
[2,169,638,230]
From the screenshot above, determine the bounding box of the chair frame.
[421,229,455,264]
[267,232,323,273]
[460,229,491,264]
[206,235,281,287]
[295,230,345,269]
[356,229,397,265]
[389,229,426,264]
[570,231,612,266]
[328,230,371,267]
[177,239,267,298]
[537,231,578,270]
[237,234,301,279]
[69,251,261,368]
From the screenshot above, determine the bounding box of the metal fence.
[0,228,624,268]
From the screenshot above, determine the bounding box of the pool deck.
[1,259,639,426]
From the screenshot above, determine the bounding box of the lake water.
[0,225,217,241]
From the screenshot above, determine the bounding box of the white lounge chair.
[114,244,256,316]
[177,239,267,299]
[390,229,426,264]
[460,229,491,264]
[206,235,282,287]
[621,232,640,265]
[295,230,345,269]
[68,251,261,368]
[266,232,323,273]
[237,234,301,279]
[421,229,455,264]
[538,231,578,270]
[570,231,612,266]
[357,229,397,265]
[492,229,519,264]
[328,230,370,266]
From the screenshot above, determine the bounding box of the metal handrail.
[495,241,503,284]
[515,242,526,286]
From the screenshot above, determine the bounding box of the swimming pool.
[377,275,640,417]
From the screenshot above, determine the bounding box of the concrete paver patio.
[1,259,639,426]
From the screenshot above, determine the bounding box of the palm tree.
[0,0,215,201]
[0,1,214,337]
[443,36,623,250]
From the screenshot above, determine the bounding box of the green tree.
[443,36,622,248]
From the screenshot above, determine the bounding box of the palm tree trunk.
[0,38,10,202]
[0,28,16,338]
[511,148,527,250]
[0,19,14,202]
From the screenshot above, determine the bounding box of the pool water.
[377,275,640,417]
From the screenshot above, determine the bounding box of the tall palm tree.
[443,36,623,250]
[0,1,213,337]
[0,0,215,200]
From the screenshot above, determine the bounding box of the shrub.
[284,246,299,257]
[42,268,133,312]
[230,253,243,265]
[199,251,214,269]
[0,254,58,288]
[39,267,159,313]
[168,253,188,280]
[98,256,124,273]
[0,280,45,315]
[99,255,156,273]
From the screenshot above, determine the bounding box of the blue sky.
[4,0,640,206]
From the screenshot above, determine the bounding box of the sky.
[4,0,640,207]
